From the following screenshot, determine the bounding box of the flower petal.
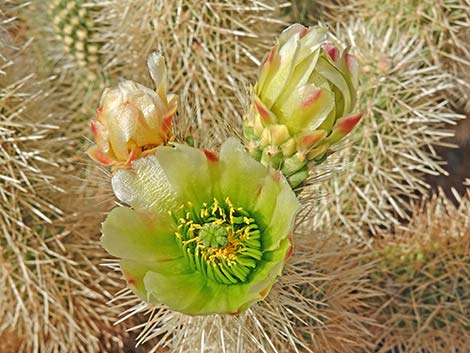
[263,178,299,251]
[112,155,179,214]
[315,53,352,117]
[101,207,180,262]
[249,237,290,293]
[102,90,138,161]
[86,145,114,166]
[253,170,283,230]
[276,84,335,134]
[144,271,209,313]
[296,26,327,63]
[272,50,320,112]
[327,112,364,144]
[203,282,256,314]
[155,144,212,207]
[218,138,268,210]
[120,257,192,302]
[259,31,300,108]
[147,51,168,102]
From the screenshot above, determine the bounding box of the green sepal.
[287,166,309,188]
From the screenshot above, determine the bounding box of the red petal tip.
[90,120,99,140]
[301,131,324,148]
[259,286,271,299]
[345,53,358,71]
[261,46,277,66]
[299,26,309,38]
[162,113,174,134]
[285,233,295,261]
[272,170,282,182]
[302,88,322,108]
[337,112,364,134]
[285,241,294,261]
[126,148,139,165]
[255,100,272,122]
[267,46,276,64]
[323,44,338,62]
[203,149,219,162]
[95,105,105,123]
[88,146,114,166]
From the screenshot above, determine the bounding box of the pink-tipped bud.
[87,52,177,169]
[243,23,361,188]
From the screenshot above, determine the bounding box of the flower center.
[171,198,262,285]
[199,223,228,248]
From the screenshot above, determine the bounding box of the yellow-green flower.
[87,52,177,169]
[244,24,362,187]
[101,138,299,315]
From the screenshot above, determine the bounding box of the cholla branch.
[364,190,470,352]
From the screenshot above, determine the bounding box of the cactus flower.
[101,138,299,315]
[87,52,177,169]
[244,24,363,187]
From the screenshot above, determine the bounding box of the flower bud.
[87,52,177,169]
[244,24,363,187]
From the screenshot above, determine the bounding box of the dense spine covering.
[48,0,101,79]
[0,3,130,352]
[303,20,462,239]
[95,0,289,149]
[316,0,470,114]
[2,0,469,352]
[365,191,470,352]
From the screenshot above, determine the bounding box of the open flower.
[244,24,362,187]
[101,138,299,315]
[87,52,177,169]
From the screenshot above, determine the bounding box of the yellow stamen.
[212,198,219,215]
[182,237,200,245]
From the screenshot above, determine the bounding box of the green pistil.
[199,223,228,248]
[173,198,262,285]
